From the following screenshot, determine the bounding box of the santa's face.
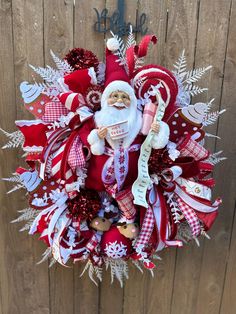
[95,87,142,146]
[107,91,131,110]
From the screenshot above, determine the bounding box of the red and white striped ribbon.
[59,92,85,112]
[175,196,201,237]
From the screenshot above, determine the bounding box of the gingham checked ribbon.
[178,135,209,161]
[134,206,155,248]
[175,196,201,236]
[67,135,86,171]
[116,188,136,221]
[102,143,141,192]
[42,101,69,122]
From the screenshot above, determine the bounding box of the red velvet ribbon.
[126,35,157,77]
[136,35,157,58]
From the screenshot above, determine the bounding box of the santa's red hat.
[100,38,137,107]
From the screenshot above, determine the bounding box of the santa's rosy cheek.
[107,98,115,105]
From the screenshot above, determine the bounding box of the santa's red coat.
[77,117,144,191]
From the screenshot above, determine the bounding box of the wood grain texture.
[11,1,50,314]
[44,0,74,66]
[194,0,236,313]
[0,1,235,313]
[0,2,19,313]
[171,1,232,313]
[43,1,74,314]
[194,0,232,151]
[74,0,106,61]
[162,2,200,314]
[219,3,236,314]
[138,0,168,65]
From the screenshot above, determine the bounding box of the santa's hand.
[151,122,160,133]
[97,127,108,139]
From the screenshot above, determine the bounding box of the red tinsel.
[64,48,99,72]
[67,189,101,221]
[148,148,173,175]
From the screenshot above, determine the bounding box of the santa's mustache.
[108,102,128,108]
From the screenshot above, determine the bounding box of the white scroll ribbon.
[132,92,166,208]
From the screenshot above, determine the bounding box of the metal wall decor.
[94,0,148,36]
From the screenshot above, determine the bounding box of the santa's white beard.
[95,102,136,129]
[94,101,142,147]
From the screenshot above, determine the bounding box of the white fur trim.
[107,38,120,51]
[87,129,105,155]
[101,81,137,108]
[151,121,170,149]
[15,120,47,127]
[90,141,105,155]
[87,129,100,145]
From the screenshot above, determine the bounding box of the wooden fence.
[0,0,235,313]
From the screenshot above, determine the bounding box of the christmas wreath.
[1,30,225,286]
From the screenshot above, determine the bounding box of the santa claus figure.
[56,38,173,228]
[83,80,170,192]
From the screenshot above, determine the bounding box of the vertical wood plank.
[137,0,168,65]
[43,1,74,313]
[73,1,104,313]
[171,1,232,313]
[159,2,200,314]
[165,0,199,68]
[124,250,176,314]
[74,0,105,61]
[0,1,18,313]
[194,0,235,313]
[194,0,232,151]
[219,3,236,313]
[44,0,74,66]
[0,0,50,313]
[11,1,50,313]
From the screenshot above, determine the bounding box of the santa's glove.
[87,129,105,155]
[151,121,170,149]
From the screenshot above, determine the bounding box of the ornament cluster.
[1,29,225,286]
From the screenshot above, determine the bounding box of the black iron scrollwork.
[94,0,148,36]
